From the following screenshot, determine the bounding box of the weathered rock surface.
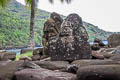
[42,12,63,55]
[33,48,43,55]
[107,33,120,47]
[71,60,120,68]
[110,54,120,61]
[32,48,43,61]
[19,56,32,61]
[91,51,104,59]
[97,48,116,58]
[111,46,120,54]
[20,61,41,69]
[15,68,76,80]
[0,61,23,80]
[91,43,100,51]
[0,52,16,61]
[50,12,63,33]
[77,65,120,80]
[32,54,41,61]
[94,38,105,47]
[49,14,91,61]
[33,61,69,71]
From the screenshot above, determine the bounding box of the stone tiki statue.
[42,12,63,55]
[49,14,92,61]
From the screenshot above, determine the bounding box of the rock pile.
[107,33,120,47]
[1,13,120,80]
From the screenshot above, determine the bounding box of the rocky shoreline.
[0,12,120,80]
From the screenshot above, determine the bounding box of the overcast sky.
[16,0,120,32]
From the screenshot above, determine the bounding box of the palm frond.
[49,0,72,4]
[25,0,38,8]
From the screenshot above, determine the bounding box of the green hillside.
[0,0,113,48]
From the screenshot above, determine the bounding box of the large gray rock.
[50,12,63,33]
[33,61,69,71]
[49,14,91,61]
[77,65,120,80]
[107,33,120,47]
[15,68,76,80]
[42,12,63,55]
[71,60,120,68]
[0,61,24,80]
[0,52,16,61]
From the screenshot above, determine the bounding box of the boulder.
[110,54,120,61]
[19,56,32,61]
[33,61,69,71]
[107,33,120,47]
[15,68,76,80]
[0,52,16,61]
[91,43,100,51]
[49,14,91,61]
[0,61,24,80]
[111,46,120,54]
[32,48,43,61]
[98,48,116,58]
[33,48,43,55]
[77,65,120,80]
[71,59,120,68]
[94,38,105,47]
[32,54,41,61]
[19,61,41,69]
[91,51,104,59]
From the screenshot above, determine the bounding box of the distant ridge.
[0,0,114,48]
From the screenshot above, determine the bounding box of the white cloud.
[16,0,120,32]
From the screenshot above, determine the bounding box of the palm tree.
[25,0,37,48]
[0,0,72,48]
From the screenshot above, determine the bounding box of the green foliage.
[15,51,33,61]
[0,0,113,48]
[0,0,10,8]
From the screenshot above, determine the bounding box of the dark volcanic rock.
[32,48,43,61]
[32,54,41,61]
[15,68,76,80]
[49,14,91,61]
[91,43,100,51]
[0,61,23,80]
[110,54,120,61]
[77,65,120,80]
[50,12,63,33]
[94,38,105,47]
[33,48,43,55]
[71,59,120,68]
[91,51,104,59]
[42,12,63,56]
[0,52,16,61]
[33,61,69,71]
[107,33,120,47]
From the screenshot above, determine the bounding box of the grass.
[15,51,33,61]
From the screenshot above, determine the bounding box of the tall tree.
[25,0,37,48]
[0,0,72,48]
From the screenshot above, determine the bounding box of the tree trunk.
[29,0,35,48]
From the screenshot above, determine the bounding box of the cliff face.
[0,0,114,47]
